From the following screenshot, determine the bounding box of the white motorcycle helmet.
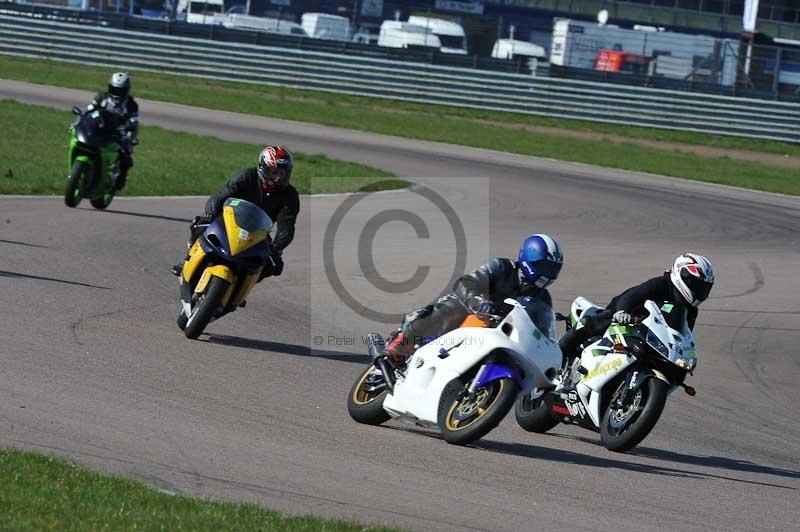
[670,253,715,307]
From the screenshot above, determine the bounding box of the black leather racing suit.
[200,167,300,279]
[87,92,139,189]
[399,257,552,346]
[559,272,697,360]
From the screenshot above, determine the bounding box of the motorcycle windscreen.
[517,296,557,341]
[222,198,273,256]
[76,112,114,146]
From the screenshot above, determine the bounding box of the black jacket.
[205,167,300,252]
[607,272,698,330]
[87,92,139,141]
[453,257,552,310]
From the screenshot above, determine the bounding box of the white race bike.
[515,297,699,452]
[347,297,564,445]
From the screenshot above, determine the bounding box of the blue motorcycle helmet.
[518,234,564,289]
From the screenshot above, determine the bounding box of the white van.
[407,15,467,54]
[219,14,307,36]
[491,39,546,60]
[301,13,351,41]
[378,20,441,50]
[177,0,224,25]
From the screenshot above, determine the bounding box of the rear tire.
[347,365,391,425]
[90,191,115,210]
[184,276,229,340]
[438,377,518,446]
[176,309,188,331]
[601,377,669,453]
[514,389,560,434]
[64,160,89,208]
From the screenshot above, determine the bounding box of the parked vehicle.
[218,14,307,36]
[347,297,563,446]
[176,0,224,24]
[491,39,546,60]
[378,20,441,50]
[407,15,467,54]
[301,13,351,41]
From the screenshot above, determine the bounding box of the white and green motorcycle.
[514,297,699,452]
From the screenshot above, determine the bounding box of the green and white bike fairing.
[567,297,697,426]
[517,296,698,452]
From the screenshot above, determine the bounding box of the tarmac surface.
[2,79,799,531]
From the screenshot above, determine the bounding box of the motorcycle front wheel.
[184,276,229,340]
[600,376,669,453]
[347,365,391,425]
[438,377,518,446]
[64,160,89,208]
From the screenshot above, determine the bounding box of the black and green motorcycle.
[64,106,124,209]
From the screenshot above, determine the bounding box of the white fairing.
[382,298,563,425]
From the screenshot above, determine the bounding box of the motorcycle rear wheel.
[514,389,559,434]
[64,160,89,208]
[438,377,518,445]
[601,377,668,453]
[90,191,115,210]
[347,365,391,425]
[184,276,229,340]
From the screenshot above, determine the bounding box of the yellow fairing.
[194,264,235,296]
[223,205,269,256]
[228,272,260,307]
[182,240,206,283]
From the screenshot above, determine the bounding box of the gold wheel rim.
[445,379,505,431]
[352,367,385,405]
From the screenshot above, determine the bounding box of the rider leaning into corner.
[559,253,716,363]
[86,72,139,191]
[381,234,565,366]
[171,146,300,282]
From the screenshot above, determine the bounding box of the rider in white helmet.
[86,72,139,191]
[559,253,715,362]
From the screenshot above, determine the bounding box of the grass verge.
[0,99,402,195]
[1,55,798,195]
[0,449,397,531]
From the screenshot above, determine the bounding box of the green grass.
[0,99,401,195]
[0,449,398,531]
[1,55,799,195]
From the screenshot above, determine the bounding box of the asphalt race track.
[1,80,799,531]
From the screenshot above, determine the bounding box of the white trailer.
[378,21,441,50]
[407,15,467,54]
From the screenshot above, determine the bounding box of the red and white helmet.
[670,253,715,307]
[257,146,293,192]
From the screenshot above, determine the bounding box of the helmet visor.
[109,84,129,99]
[681,269,713,302]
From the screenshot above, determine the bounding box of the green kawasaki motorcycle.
[64,106,127,209]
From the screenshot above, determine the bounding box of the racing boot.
[383,331,413,367]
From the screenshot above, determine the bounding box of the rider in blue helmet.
[381,233,564,365]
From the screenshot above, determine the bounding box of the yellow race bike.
[178,198,273,339]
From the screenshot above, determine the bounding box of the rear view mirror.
[71,106,82,116]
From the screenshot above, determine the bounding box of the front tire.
[514,389,559,434]
[64,160,89,208]
[184,276,229,340]
[438,377,518,446]
[347,365,391,425]
[601,376,669,453]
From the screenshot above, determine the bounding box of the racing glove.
[469,296,497,317]
[613,310,634,325]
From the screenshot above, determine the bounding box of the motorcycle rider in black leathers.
[382,234,565,365]
[172,146,299,281]
[86,72,138,191]
[559,253,715,363]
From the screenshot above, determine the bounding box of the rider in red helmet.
[172,146,299,280]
